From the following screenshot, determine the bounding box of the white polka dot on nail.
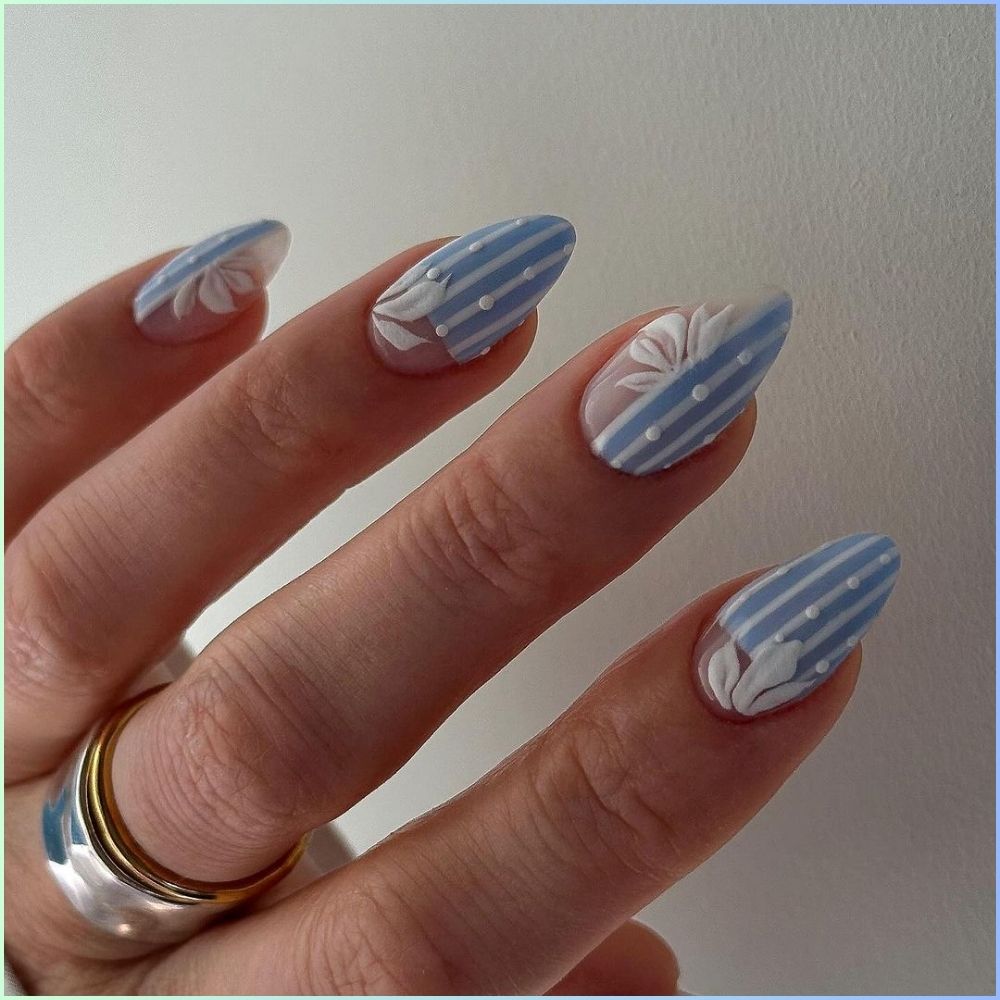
[479,295,494,311]
[611,458,623,469]
[515,218,525,226]
[737,350,753,365]
[879,552,892,565]
[805,605,820,620]
[773,632,785,643]
[563,243,574,255]
[435,324,449,338]
[469,240,484,252]
[847,635,859,646]
[846,576,860,589]
[426,267,441,280]
[691,384,709,401]
[703,432,717,445]
[523,266,536,280]
[645,426,661,441]
[815,659,830,674]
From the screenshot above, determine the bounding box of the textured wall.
[6,6,994,994]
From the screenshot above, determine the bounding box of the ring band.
[43,685,308,944]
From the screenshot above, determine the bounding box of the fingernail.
[134,219,291,343]
[695,533,901,719]
[581,289,792,475]
[369,215,576,373]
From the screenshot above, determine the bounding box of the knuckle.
[157,664,299,841]
[4,586,74,705]
[4,525,117,703]
[159,634,351,841]
[5,323,84,434]
[212,353,336,478]
[300,869,462,995]
[148,667,284,857]
[540,714,690,886]
[410,450,564,608]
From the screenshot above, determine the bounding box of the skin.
[4,236,862,995]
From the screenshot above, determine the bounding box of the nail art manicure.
[369,215,576,373]
[695,533,901,719]
[581,289,792,475]
[134,219,291,343]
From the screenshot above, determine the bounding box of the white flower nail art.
[371,274,451,352]
[694,533,901,720]
[707,637,805,716]
[616,304,736,393]
[133,220,291,344]
[171,253,259,320]
[368,216,576,373]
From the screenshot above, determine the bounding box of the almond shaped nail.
[581,289,792,475]
[695,533,901,720]
[369,215,576,373]
[134,219,291,343]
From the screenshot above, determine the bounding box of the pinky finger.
[152,533,899,995]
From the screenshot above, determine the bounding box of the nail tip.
[740,287,793,341]
[260,217,292,252]
[764,285,793,308]
[840,531,901,565]
[537,211,576,240]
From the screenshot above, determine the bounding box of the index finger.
[5,220,288,540]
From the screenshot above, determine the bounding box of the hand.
[5,216,897,994]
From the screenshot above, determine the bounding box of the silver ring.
[42,686,308,946]
[42,733,230,946]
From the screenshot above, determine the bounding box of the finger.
[5,215,571,776]
[206,535,897,995]
[4,220,289,541]
[547,921,681,996]
[109,292,788,884]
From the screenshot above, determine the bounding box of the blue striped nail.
[368,215,575,373]
[695,533,901,719]
[134,219,290,343]
[581,290,792,475]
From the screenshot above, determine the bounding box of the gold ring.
[81,685,308,906]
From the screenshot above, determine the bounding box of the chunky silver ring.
[42,686,307,946]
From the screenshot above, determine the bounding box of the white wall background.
[6,6,994,995]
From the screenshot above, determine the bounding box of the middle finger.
[109,289,792,883]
